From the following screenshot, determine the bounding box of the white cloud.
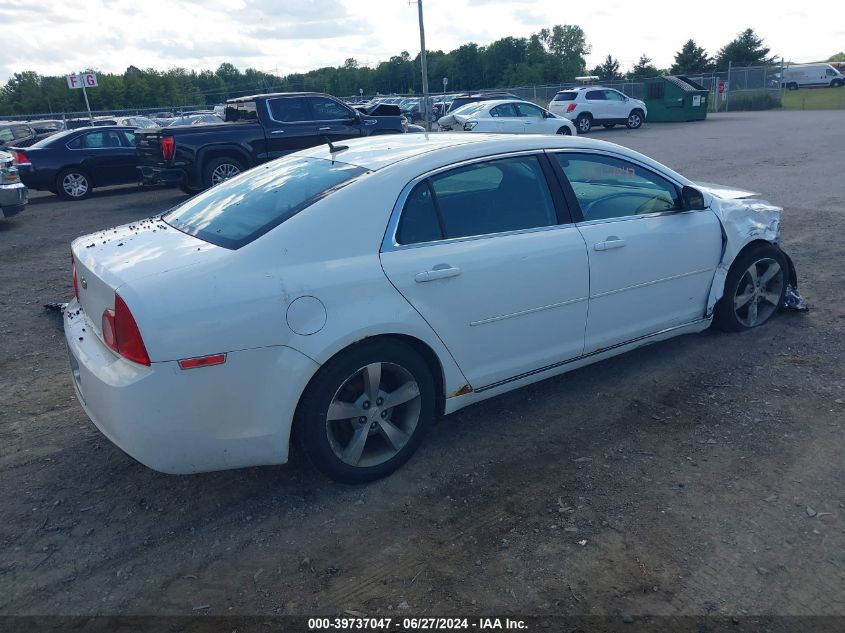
[0,0,840,82]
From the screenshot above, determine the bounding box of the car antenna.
[323,136,348,157]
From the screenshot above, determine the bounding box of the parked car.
[445,91,520,114]
[14,126,139,200]
[65,133,800,482]
[0,122,45,150]
[777,63,845,89]
[167,113,224,127]
[438,99,576,135]
[28,119,66,134]
[548,87,648,134]
[0,149,27,219]
[113,116,159,129]
[136,92,407,194]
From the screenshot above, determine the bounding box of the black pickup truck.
[136,92,408,193]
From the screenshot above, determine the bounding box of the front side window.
[553,153,680,221]
[164,156,367,249]
[515,103,545,118]
[605,90,627,101]
[267,97,310,123]
[309,96,354,121]
[826,68,836,76]
[396,155,557,245]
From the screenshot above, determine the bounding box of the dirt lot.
[1,110,843,618]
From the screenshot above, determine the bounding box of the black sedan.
[14,127,138,200]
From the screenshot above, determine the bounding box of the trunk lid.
[135,129,166,165]
[71,218,226,339]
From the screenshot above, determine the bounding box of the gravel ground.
[0,110,843,617]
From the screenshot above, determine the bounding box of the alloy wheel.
[628,113,642,128]
[210,163,241,185]
[325,362,421,468]
[63,173,89,198]
[733,257,784,327]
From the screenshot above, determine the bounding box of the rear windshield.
[552,92,577,101]
[163,156,368,249]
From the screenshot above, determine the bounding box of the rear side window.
[225,101,257,122]
[396,155,557,245]
[12,126,32,139]
[268,97,310,123]
[164,156,367,249]
[0,127,13,143]
[552,92,577,101]
[585,90,606,100]
[82,131,124,148]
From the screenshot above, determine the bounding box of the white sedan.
[65,134,800,482]
[437,99,576,135]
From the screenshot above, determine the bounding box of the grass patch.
[724,90,782,111]
[782,87,845,110]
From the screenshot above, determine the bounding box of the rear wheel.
[787,82,799,91]
[56,168,91,200]
[556,126,572,135]
[296,339,436,483]
[714,244,787,332]
[575,113,592,134]
[626,110,644,129]
[203,156,243,189]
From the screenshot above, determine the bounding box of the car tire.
[295,339,436,484]
[56,168,92,201]
[831,79,843,88]
[603,123,615,129]
[203,156,244,189]
[787,82,799,91]
[713,244,787,332]
[626,110,644,129]
[575,114,592,134]
[556,126,572,135]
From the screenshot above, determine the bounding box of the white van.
[779,63,844,90]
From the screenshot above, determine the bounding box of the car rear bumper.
[64,298,320,474]
[0,182,27,218]
[138,166,185,187]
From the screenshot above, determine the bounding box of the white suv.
[547,87,647,134]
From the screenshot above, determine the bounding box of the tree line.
[0,26,825,117]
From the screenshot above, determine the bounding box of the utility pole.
[416,0,431,131]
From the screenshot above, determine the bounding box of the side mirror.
[681,185,705,210]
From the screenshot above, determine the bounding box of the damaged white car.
[64,134,804,483]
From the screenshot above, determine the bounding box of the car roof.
[298,133,623,172]
[227,92,324,103]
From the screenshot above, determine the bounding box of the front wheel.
[575,114,592,134]
[56,168,92,200]
[714,244,787,332]
[203,156,243,189]
[296,339,436,483]
[626,110,644,129]
[556,126,572,135]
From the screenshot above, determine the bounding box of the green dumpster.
[643,75,709,122]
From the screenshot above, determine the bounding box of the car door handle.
[270,130,285,135]
[593,237,627,251]
[317,126,331,131]
[414,266,461,283]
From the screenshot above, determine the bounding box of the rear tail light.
[71,257,80,301]
[14,151,31,166]
[566,104,577,113]
[160,136,175,161]
[101,293,150,366]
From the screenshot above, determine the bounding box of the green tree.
[829,52,845,62]
[671,39,713,74]
[715,29,774,69]
[591,55,622,81]
[628,55,659,78]
[538,25,590,81]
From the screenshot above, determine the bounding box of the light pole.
[416,0,430,131]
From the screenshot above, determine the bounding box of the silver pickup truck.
[0,150,27,219]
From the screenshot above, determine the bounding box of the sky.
[0,0,842,84]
